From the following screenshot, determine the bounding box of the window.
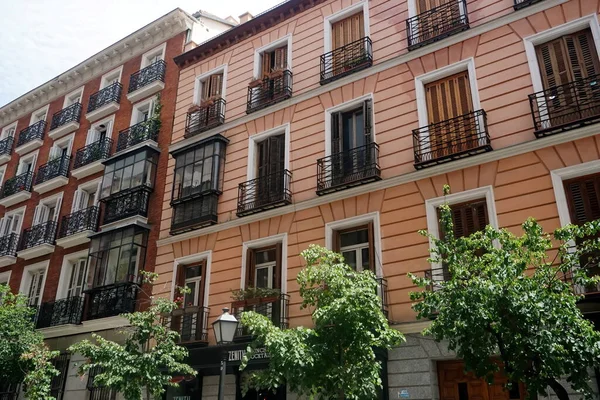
[441,199,489,239]
[0,122,17,139]
[32,194,62,227]
[425,71,473,125]
[131,97,157,125]
[246,245,282,289]
[0,165,5,187]
[49,134,73,161]
[17,151,38,175]
[66,258,88,298]
[199,73,224,102]
[0,208,24,238]
[72,181,101,213]
[30,106,49,125]
[173,261,207,342]
[259,46,288,79]
[100,67,122,89]
[255,133,285,194]
[332,12,364,51]
[87,118,111,145]
[141,44,165,69]
[101,149,158,198]
[333,224,375,272]
[26,268,45,306]
[63,88,83,108]
[50,353,70,400]
[87,366,117,400]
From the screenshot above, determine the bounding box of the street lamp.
[212,307,239,400]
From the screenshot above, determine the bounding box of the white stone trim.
[0,164,6,187]
[3,205,26,233]
[140,42,167,68]
[0,121,18,139]
[240,233,288,293]
[62,86,85,109]
[246,123,291,181]
[130,96,158,126]
[171,250,212,310]
[18,149,40,173]
[53,132,75,156]
[252,34,293,78]
[29,104,50,125]
[192,64,229,106]
[100,65,124,88]
[18,260,50,299]
[91,113,116,134]
[323,0,371,54]
[55,249,89,300]
[324,93,375,157]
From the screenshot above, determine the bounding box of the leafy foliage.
[240,245,404,399]
[231,286,281,301]
[410,185,600,400]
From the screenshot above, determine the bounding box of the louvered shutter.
[9,214,21,235]
[367,221,375,272]
[565,174,600,225]
[32,205,43,225]
[363,99,373,143]
[565,30,600,81]
[86,129,99,145]
[332,12,364,49]
[71,190,81,212]
[261,52,272,79]
[332,229,341,253]
[425,71,473,124]
[246,248,256,288]
[274,46,287,70]
[439,200,489,239]
[417,0,443,13]
[210,74,223,97]
[274,243,283,289]
[331,112,342,155]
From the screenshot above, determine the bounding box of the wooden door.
[256,134,285,205]
[331,13,365,74]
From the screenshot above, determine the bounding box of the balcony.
[16,120,45,155]
[0,384,19,400]
[0,135,14,165]
[72,138,113,179]
[406,0,469,51]
[171,193,219,235]
[84,282,139,321]
[0,172,33,207]
[237,170,292,217]
[528,74,600,138]
[86,82,122,122]
[33,156,70,194]
[413,109,491,169]
[246,70,293,114]
[231,293,289,340]
[163,306,209,346]
[49,103,82,139]
[116,119,159,153]
[17,220,57,260]
[316,143,381,196]
[127,60,166,103]
[56,206,100,248]
[320,37,373,85]
[375,277,389,319]
[514,0,544,10]
[0,234,19,267]
[35,296,84,329]
[185,98,226,138]
[102,186,151,225]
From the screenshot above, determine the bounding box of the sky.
[0,0,284,107]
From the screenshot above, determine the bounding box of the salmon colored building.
[151,0,600,398]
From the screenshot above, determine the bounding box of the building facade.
[156,0,600,399]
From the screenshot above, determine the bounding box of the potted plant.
[269,67,285,79]
[187,104,202,113]
[231,286,281,308]
[248,76,263,88]
[200,94,221,108]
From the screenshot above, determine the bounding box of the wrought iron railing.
[59,206,100,238]
[73,138,113,169]
[0,233,19,257]
[412,109,491,169]
[102,186,151,224]
[84,281,139,321]
[163,306,210,343]
[513,0,544,10]
[116,119,160,152]
[247,70,293,114]
[34,156,70,185]
[50,103,82,131]
[128,60,166,93]
[528,74,600,137]
[232,293,289,338]
[35,296,84,328]
[0,136,13,157]
[17,120,45,148]
[87,82,122,114]
[19,221,57,251]
[316,143,381,195]
[375,277,389,319]
[0,171,33,199]
[171,193,219,234]
[320,37,373,85]
[87,366,117,400]
[406,0,469,51]
[237,169,292,217]
[185,98,226,138]
[0,383,19,400]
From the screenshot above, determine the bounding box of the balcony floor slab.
[17,244,55,260]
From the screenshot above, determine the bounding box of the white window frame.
[241,233,288,293]
[51,133,75,160]
[100,65,124,89]
[88,114,116,145]
[18,260,50,304]
[130,96,158,125]
[0,205,26,237]
[56,249,89,300]
[0,121,17,139]
[73,178,102,212]
[252,35,293,78]
[33,192,64,226]
[0,165,6,187]
[29,104,50,125]
[62,87,84,109]
[323,1,371,54]
[170,251,212,309]
[0,271,11,286]
[246,123,291,181]
[192,64,228,106]
[17,150,39,175]
[324,93,375,157]
[406,0,467,35]
[325,212,383,278]
[140,43,167,69]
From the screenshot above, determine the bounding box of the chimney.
[238,12,253,24]
[225,16,239,25]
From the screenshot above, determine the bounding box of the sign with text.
[228,347,270,362]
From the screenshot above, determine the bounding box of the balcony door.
[33,199,60,227]
[16,153,37,175]
[175,262,206,342]
[333,224,375,272]
[86,124,108,146]
[0,212,21,238]
[331,12,365,75]
[27,269,45,306]
[0,125,15,140]
[256,134,285,206]
[201,73,223,102]
[67,259,87,299]
[245,245,283,323]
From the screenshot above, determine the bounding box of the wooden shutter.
[274,243,283,289]
[274,46,287,70]
[245,248,256,288]
[449,199,488,238]
[202,73,223,100]
[417,0,443,13]
[261,52,272,79]
[332,12,365,49]
[363,99,373,143]
[367,221,375,272]
[332,229,341,253]
[564,173,600,226]
[425,71,473,124]
[331,112,342,155]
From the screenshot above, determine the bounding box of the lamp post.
[212,307,239,400]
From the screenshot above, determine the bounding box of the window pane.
[255,267,271,288]
[132,160,144,187]
[185,265,202,279]
[256,249,276,264]
[343,250,357,271]
[340,228,368,247]
[361,247,370,271]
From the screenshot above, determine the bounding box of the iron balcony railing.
[237,169,292,217]
[528,73,600,137]
[50,103,82,131]
[171,192,219,235]
[406,0,469,51]
[84,281,139,321]
[232,293,289,338]
[73,138,113,170]
[316,143,381,195]
[0,171,33,199]
[34,156,70,186]
[513,0,544,10]
[35,296,84,328]
[19,221,57,251]
[320,37,373,85]
[0,233,19,258]
[375,277,389,319]
[247,70,293,114]
[87,82,122,114]
[128,60,166,93]
[185,98,226,138]
[163,306,210,344]
[0,383,19,400]
[102,186,151,224]
[0,136,14,157]
[17,120,46,148]
[59,206,100,238]
[413,109,491,169]
[116,119,160,152]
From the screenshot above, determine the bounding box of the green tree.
[239,245,404,400]
[410,185,600,400]
[68,273,196,400]
[0,284,59,400]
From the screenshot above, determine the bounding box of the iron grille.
[163,306,210,343]
[0,136,14,157]
[49,353,70,400]
[102,186,151,224]
[316,142,381,195]
[528,73,600,137]
[320,37,373,85]
[50,103,82,131]
[0,383,19,400]
[0,172,33,199]
[34,155,70,185]
[0,233,19,257]
[116,119,159,152]
[424,265,452,292]
[237,169,292,217]
[232,293,289,338]
[17,120,45,147]
[171,192,219,234]
[73,138,113,169]
[87,82,122,114]
[246,70,293,114]
[87,366,117,400]
[406,0,469,51]
[513,0,544,9]
[184,98,226,138]
[59,206,100,238]
[19,221,57,251]
[375,277,389,319]
[128,60,166,93]
[84,282,139,321]
[36,296,84,328]
[412,109,491,169]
